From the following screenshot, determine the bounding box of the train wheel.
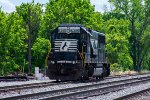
[84,70,89,80]
[103,66,107,77]
[88,66,94,77]
[56,78,59,82]
[84,76,89,80]
[46,68,51,79]
[80,70,89,80]
[100,74,104,80]
[96,76,99,80]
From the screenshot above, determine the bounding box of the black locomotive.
[46,24,110,81]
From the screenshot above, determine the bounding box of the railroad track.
[0,81,68,93]
[40,77,150,100]
[1,74,150,100]
[0,73,149,94]
[106,72,150,79]
[0,76,29,81]
[0,73,138,93]
[115,88,150,100]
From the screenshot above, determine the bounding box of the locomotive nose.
[54,39,78,52]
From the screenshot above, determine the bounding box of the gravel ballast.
[87,82,150,100]
[0,74,150,99]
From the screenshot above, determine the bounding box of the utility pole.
[28,6,32,75]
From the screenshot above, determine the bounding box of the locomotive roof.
[59,24,83,27]
[58,24,105,37]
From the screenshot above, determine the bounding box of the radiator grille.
[54,39,77,52]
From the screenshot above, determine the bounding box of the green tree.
[16,2,43,73]
[16,2,43,43]
[0,10,27,75]
[109,0,150,71]
[103,19,133,71]
[39,0,102,38]
[140,26,150,70]
[6,12,28,73]
[32,38,50,68]
[0,9,10,75]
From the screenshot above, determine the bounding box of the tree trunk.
[28,6,32,74]
[137,40,140,72]
[138,50,148,72]
[131,19,137,71]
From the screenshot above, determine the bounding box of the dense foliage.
[0,0,149,75]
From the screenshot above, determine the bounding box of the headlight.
[72,61,75,64]
[51,61,55,64]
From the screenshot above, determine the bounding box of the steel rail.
[0,81,67,93]
[1,72,149,93]
[39,78,150,100]
[1,73,149,94]
[114,88,150,100]
[1,75,150,100]
[106,72,150,79]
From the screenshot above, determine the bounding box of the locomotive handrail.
[77,49,84,61]
[77,46,86,67]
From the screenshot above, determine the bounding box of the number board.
[58,27,80,33]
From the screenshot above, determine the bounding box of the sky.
[0,0,110,13]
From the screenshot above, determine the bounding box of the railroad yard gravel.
[0,77,51,87]
[0,74,150,99]
[87,81,150,100]
[0,74,149,87]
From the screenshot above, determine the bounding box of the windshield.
[54,33,80,39]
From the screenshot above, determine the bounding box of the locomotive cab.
[46,24,110,81]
